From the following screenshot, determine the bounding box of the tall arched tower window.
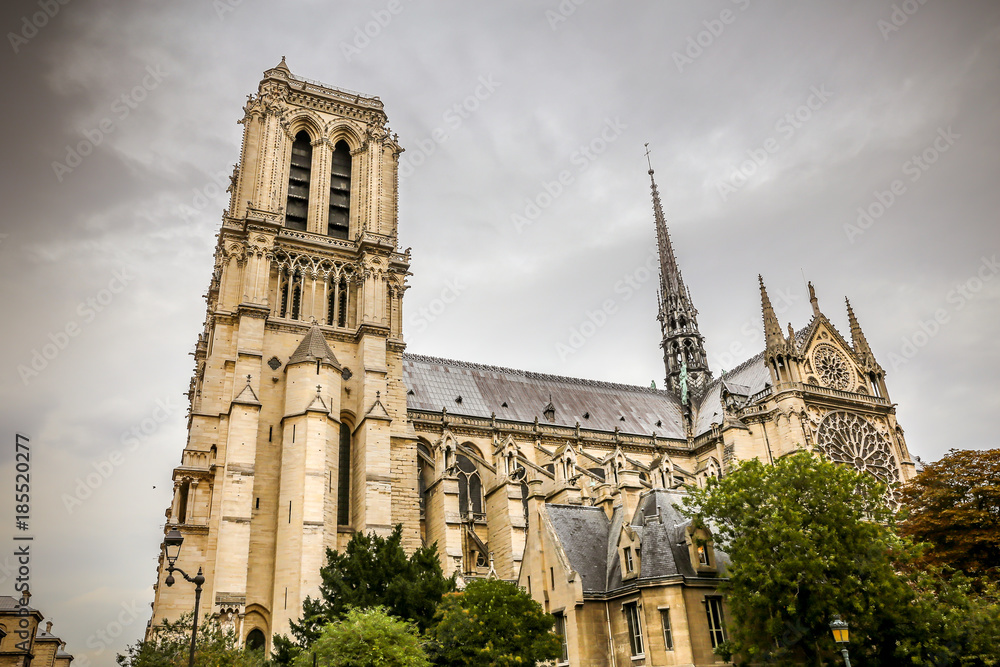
[285,131,312,231]
[328,141,351,239]
[337,421,352,525]
[177,480,191,524]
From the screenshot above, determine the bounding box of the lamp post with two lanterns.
[162,528,205,667]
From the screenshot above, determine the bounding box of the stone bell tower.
[146,58,419,650]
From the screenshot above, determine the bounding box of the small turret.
[759,276,800,386]
[759,275,786,351]
[846,297,888,398]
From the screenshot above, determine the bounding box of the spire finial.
[316,384,322,395]
[246,374,252,385]
[808,281,821,317]
[759,276,785,349]
[846,297,875,361]
[644,142,653,173]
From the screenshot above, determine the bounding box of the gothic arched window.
[338,277,349,328]
[245,629,265,651]
[290,272,302,320]
[285,131,312,231]
[456,454,483,518]
[417,443,433,517]
[279,268,302,320]
[328,141,351,239]
[177,480,190,524]
[337,421,352,525]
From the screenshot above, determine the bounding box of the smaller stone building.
[519,489,730,666]
[0,595,74,666]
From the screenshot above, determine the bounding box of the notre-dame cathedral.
[146,60,916,665]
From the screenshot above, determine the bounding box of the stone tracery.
[815,410,900,486]
[812,344,853,390]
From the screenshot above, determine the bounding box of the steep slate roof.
[288,323,341,367]
[0,595,36,612]
[545,505,611,593]
[543,490,729,595]
[402,354,687,438]
[692,325,813,434]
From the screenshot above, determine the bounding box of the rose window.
[816,411,899,486]
[813,344,853,390]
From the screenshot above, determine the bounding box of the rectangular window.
[554,613,569,663]
[698,544,710,566]
[706,597,727,648]
[624,602,644,657]
[660,609,673,650]
[623,546,634,573]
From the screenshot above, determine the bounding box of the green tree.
[292,607,429,667]
[426,578,562,667]
[117,614,268,667]
[899,448,1000,585]
[273,525,453,663]
[680,450,996,666]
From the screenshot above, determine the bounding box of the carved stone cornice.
[237,302,271,320]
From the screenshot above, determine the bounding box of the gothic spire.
[648,158,685,301]
[759,275,785,350]
[645,145,711,399]
[846,297,876,363]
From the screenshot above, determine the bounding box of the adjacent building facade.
[145,61,916,664]
[0,595,74,667]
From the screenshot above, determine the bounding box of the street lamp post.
[163,528,205,667]
[829,616,852,667]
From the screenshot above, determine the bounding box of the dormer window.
[285,131,312,231]
[688,525,718,574]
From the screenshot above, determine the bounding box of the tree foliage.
[117,614,268,667]
[291,607,429,667]
[899,448,1000,584]
[681,450,1000,666]
[426,578,562,667]
[273,525,453,664]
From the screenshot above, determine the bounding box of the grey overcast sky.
[0,0,998,662]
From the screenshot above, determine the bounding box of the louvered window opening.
[285,131,312,231]
[328,141,351,239]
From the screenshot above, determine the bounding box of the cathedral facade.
[145,61,916,664]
